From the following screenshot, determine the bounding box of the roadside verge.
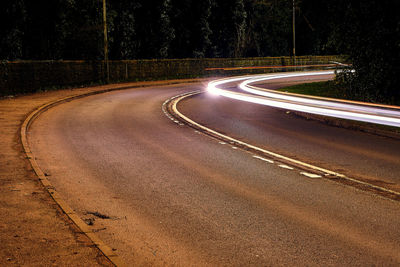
[0,78,202,266]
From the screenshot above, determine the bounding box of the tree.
[134,0,175,58]
[209,0,247,57]
[244,0,292,57]
[0,0,26,60]
[170,0,212,58]
[295,0,338,55]
[329,0,400,104]
[61,0,104,60]
[22,0,67,59]
[107,0,138,59]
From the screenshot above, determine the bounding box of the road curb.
[20,79,203,267]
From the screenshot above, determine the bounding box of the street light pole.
[103,0,109,83]
[292,0,296,64]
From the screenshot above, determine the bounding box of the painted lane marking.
[171,92,344,177]
[301,172,322,179]
[167,90,400,198]
[219,142,227,145]
[278,164,294,170]
[253,155,274,164]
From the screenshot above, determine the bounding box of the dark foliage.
[330,0,400,104]
[0,0,399,103]
[0,0,26,60]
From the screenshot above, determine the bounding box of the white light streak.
[207,71,400,127]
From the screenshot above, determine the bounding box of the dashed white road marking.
[253,155,274,164]
[170,92,346,178]
[231,146,238,149]
[301,172,322,178]
[163,89,400,198]
[278,164,294,170]
[219,142,227,145]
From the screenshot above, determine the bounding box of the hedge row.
[0,56,344,96]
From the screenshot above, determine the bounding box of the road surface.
[29,72,400,266]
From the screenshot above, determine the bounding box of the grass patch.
[278,81,344,99]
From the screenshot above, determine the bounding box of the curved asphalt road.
[30,74,400,266]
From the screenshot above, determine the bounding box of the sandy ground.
[0,79,201,266]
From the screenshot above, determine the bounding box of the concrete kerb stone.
[19,79,204,267]
[20,92,128,267]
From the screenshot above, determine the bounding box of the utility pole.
[292,0,296,65]
[103,0,109,83]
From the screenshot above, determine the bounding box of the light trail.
[207,71,400,127]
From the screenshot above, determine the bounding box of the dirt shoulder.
[0,79,203,266]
